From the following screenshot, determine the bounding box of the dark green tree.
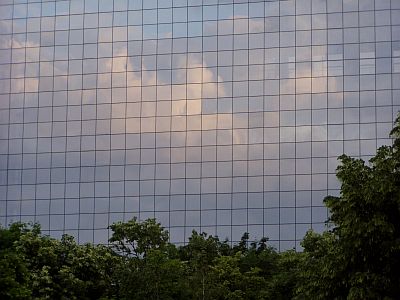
[235,235,301,300]
[0,223,118,300]
[179,231,226,300]
[109,217,188,300]
[207,252,269,300]
[265,250,302,300]
[297,115,400,299]
[179,231,300,300]
[108,217,169,257]
[0,223,33,300]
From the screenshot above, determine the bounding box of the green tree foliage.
[207,253,267,300]
[0,223,33,299]
[109,217,189,300]
[109,217,169,257]
[178,231,299,300]
[297,115,400,299]
[113,248,189,300]
[179,231,225,300]
[0,223,118,300]
[265,250,302,300]
[2,220,300,300]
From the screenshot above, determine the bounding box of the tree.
[0,223,118,300]
[0,223,33,300]
[297,115,400,299]
[113,247,188,300]
[1,219,303,299]
[179,231,300,300]
[179,231,226,300]
[108,217,169,258]
[109,217,188,300]
[265,250,302,300]
[234,235,301,300]
[207,252,268,300]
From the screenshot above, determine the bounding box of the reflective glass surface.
[1,0,399,250]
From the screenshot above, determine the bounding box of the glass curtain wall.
[0,0,399,250]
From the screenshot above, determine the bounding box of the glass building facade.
[0,0,399,250]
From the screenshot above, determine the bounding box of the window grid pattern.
[0,0,399,250]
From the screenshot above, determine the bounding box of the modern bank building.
[0,0,399,250]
